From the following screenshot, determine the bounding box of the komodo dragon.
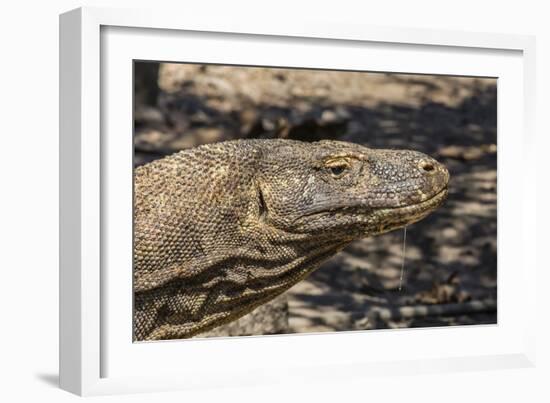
[134,139,449,341]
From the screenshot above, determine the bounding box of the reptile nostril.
[419,160,435,173]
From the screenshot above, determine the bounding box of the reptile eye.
[329,165,347,177]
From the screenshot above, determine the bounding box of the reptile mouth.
[373,186,448,232]
[294,186,448,226]
[382,186,448,213]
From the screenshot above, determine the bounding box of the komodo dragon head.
[134,139,449,340]
[255,139,449,237]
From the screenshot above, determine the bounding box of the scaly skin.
[133,139,449,341]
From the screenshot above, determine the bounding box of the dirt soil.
[134,62,497,333]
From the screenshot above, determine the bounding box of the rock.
[196,294,289,338]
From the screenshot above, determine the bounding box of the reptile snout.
[417,156,450,195]
[418,156,449,183]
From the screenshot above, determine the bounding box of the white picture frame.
[59,6,537,396]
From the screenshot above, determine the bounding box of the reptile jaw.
[372,187,448,235]
[293,186,448,225]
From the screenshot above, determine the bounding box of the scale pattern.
[133,139,449,341]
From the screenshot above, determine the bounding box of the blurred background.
[134,61,497,336]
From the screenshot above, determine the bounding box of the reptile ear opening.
[257,185,268,223]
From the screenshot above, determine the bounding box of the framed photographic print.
[59,6,537,396]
